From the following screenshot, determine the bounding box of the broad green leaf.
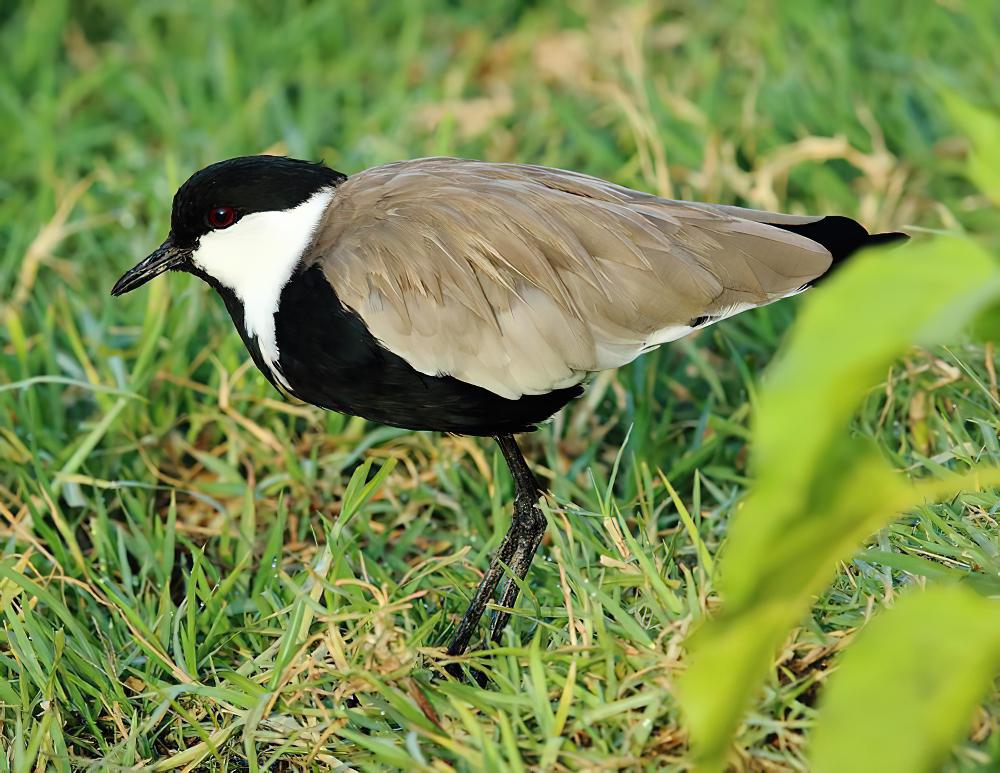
[941,90,1000,340]
[941,91,1000,207]
[747,238,998,529]
[678,238,1000,771]
[811,585,1000,773]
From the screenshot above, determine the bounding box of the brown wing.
[303,158,831,399]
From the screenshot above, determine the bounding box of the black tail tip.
[776,215,909,285]
[866,230,909,250]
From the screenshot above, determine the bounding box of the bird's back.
[301,157,862,400]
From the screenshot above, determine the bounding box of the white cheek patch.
[191,188,334,387]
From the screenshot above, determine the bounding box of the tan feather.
[303,158,832,399]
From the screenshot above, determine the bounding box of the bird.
[112,154,907,664]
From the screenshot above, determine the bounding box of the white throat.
[191,187,334,386]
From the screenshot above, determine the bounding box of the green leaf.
[810,585,1000,773]
[941,91,1000,207]
[678,238,1000,771]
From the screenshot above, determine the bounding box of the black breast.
[269,266,583,436]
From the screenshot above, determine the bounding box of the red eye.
[206,206,236,229]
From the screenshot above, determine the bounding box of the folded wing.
[304,158,833,399]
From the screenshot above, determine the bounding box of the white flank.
[644,294,805,353]
[644,323,697,349]
[191,188,334,387]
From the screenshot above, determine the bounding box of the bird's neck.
[187,266,280,390]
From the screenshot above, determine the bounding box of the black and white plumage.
[112,155,906,664]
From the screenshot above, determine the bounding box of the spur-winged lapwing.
[112,155,906,661]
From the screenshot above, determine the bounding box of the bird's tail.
[772,216,909,286]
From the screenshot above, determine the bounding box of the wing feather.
[304,158,831,399]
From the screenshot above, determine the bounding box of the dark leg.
[446,434,546,661]
[487,435,546,642]
[445,526,518,659]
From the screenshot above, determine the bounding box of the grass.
[1,0,998,769]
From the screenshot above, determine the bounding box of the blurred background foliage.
[682,227,1000,772]
[1,0,998,769]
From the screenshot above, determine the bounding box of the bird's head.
[112,155,345,297]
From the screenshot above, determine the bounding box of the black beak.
[111,237,191,296]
